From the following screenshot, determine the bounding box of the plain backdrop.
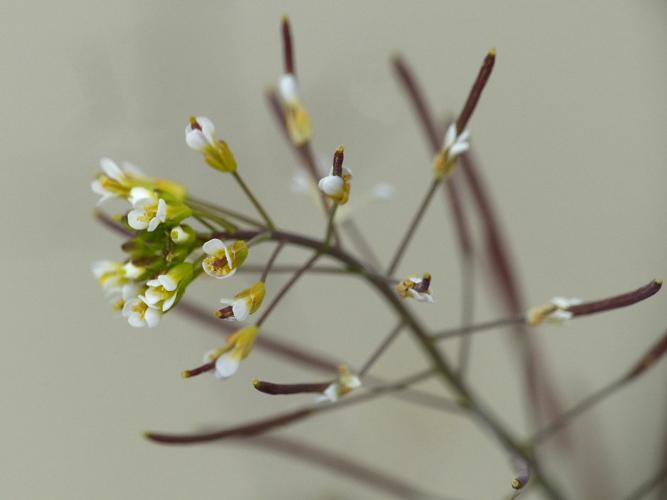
[1,1,665,499]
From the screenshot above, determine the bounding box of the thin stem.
[146,369,435,444]
[193,214,217,232]
[324,202,339,247]
[260,241,285,283]
[433,315,526,341]
[386,178,440,275]
[231,171,276,229]
[237,263,398,285]
[208,229,566,500]
[358,321,404,377]
[175,299,461,415]
[255,252,320,327]
[192,210,237,233]
[187,196,264,228]
[531,378,626,445]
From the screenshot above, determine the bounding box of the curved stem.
[212,228,566,500]
[232,171,276,229]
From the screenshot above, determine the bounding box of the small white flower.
[217,282,266,321]
[442,123,470,160]
[318,166,352,204]
[396,273,434,303]
[92,260,145,294]
[278,74,300,104]
[185,116,216,152]
[127,188,167,232]
[122,296,161,328]
[201,238,248,279]
[202,325,259,379]
[170,225,191,244]
[407,277,435,303]
[143,263,193,312]
[526,297,583,326]
[91,157,145,205]
[318,366,362,403]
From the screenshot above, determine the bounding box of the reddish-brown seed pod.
[252,379,331,396]
[568,279,662,317]
[456,48,496,133]
[281,16,295,75]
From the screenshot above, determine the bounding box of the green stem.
[187,196,265,228]
[232,171,276,230]
[212,228,565,500]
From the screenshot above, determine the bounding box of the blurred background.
[1,1,665,499]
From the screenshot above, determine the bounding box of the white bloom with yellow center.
[319,366,362,403]
[277,74,312,146]
[217,282,266,321]
[526,297,583,326]
[201,238,248,279]
[92,260,145,293]
[203,325,259,379]
[127,187,167,232]
[122,295,161,328]
[91,157,145,205]
[318,166,352,204]
[170,225,191,244]
[396,273,434,303]
[442,123,470,160]
[185,116,216,152]
[143,263,193,312]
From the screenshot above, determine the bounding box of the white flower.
[91,157,145,205]
[201,238,248,279]
[318,166,352,204]
[122,295,161,328]
[185,116,216,152]
[170,225,191,244]
[143,264,193,312]
[526,297,583,326]
[442,123,470,160]
[278,74,300,104]
[407,277,435,303]
[319,366,361,403]
[203,325,259,379]
[127,187,167,232]
[217,282,265,321]
[396,273,434,303]
[92,260,145,293]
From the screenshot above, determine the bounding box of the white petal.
[162,293,177,312]
[195,116,216,143]
[128,315,146,328]
[185,130,209,151]
[158,274,178,292]
[123,262,143,279]
[278,74,299,103]
[318,175,344,196]
[202,238,225,255]
[144,307,161,328]
[457,129,470,144]
[129,187,154,206]
[92,261,116,279]
[147,216,160,232]
[170,226,188,243]
[219,298,235,307]
[443,123,457,150]
[127,209,148,230]
[146,278,161,288]
[156,198,167,222]
[232,299,249,321]
[449,142,469,158]
[100,157,124,183]
[142,288,163,306]
[322,383,339,402]
[214,353,240,379]
[344,375,362,389]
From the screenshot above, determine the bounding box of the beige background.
[1,1,666,499]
